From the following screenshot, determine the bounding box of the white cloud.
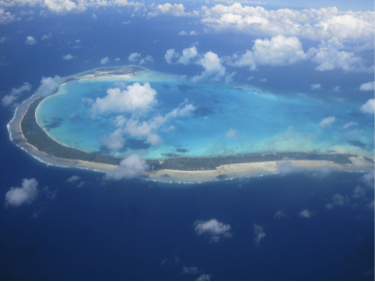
[178,46,198,65]
[368,200,374,209]
[361,171,374,188]
[201,5,374,43]
[165,49,177,64]
[92,82,157,114]
[311,83,321,90]
[101,128,125,150]
[274,210,285,218]
[319,116,336,128]
[43,0,86,14]
[115,57,121,62]
[325,193,349,209]
[145,133,161,145]
[128,52,141,62]
[193,218,232,243]
[139,55,153,65]
[254,224,265,245]
[5,178,38,207]
[91,13,97,19]
[105,154,149,180]
[197,274,212,281]
[352,185,366,199]
[0,8,15,24]
[37,76,62,96]
[360,99,374,114]
[182,266,199,275]
[343,122,358,129]
[100,57,109,65]
[193,51,226,82]
[67,175,80,183]
[25,36,37,45]
[41,33,52,40]
[179,30,197,36]
[226,128,236,138]
[156,3,192,17]
[2,82,32,107]
[359,81,375,91]
[62,53,73,60]
[298,209,313,218]
[227,35,308,70]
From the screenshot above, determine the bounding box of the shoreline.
[7,66,374,184]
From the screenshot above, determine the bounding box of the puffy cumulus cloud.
[360,99,374,114]
[25,36,37,45]
[37,76,62,96]
[165,49,177,64]
[310,83,321,90]
[359,81,375,91]
[201,4,374,43]
[152,3,197,17]
[101,128,125,150]
[100,57,109,65]
[253,224,265,245]
[128,53,153,65]
[0,8,15,24]
[298,209,313,218]
[343,122,358,129]
[274,210,285,218]
[310,38,373,72]
[193,218,232,243]
[92,82,157,114]
[66,175,80,183]
[197,274,212,281]
[325,193,349,209]
[319,116,336,128]
[2,82,32,107]
[361,171,374,188]
[128,52,141,62]
[226,35,308,70]
[1,0,143,14]
[192,51,227,82]
[41,33,52,40]
[5,178,39,207]
[105,154,149,180]
[62,53,73,60]
[178,46,198,65]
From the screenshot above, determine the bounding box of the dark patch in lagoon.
[177,84,194,92]
[43,117,63,131]
[162,153,180,158]
[216,174,229,180]
[123,139,151,150]
[176,148,188,153]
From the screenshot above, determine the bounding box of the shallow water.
[36,69,374,159]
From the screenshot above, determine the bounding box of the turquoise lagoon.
[36,69,374,160]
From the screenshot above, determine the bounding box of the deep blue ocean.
[0,6,374,281]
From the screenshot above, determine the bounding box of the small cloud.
[197,274,212,281]
[253,224,265,245]
[62,53,73,60]
[343,122,358,129]
[5,178,39,207]
[67,175,80,183]
[360,99,374,114]
[333,86,340,92]
[91,13,97,20]
[25,36,37,45]
[259,78,267,82]
[359,81,374,91]
[2,82,32,107]
[128,52,141,62]
[298,209,313,218]
[182,266,199,275]
[123,21,130,24]
[41,33,51,40]
[105,154,149,180]
[361,171,374,188]
[179,30,197,36]
[274,210,285,218]
[36,76,62,96]
[226,128,236,138]
[319,116,336,128]
[75,39,80,43]
[0,37,6,43]
[100,57,109,65]
[115,57,121,62]
[165,49,178,64]
[325,193,349,209]
[352,185,366,199]
[367,200,374,209]
[311,83,321,90]
[193,218,232,243]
